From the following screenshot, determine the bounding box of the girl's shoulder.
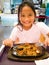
[35,22,46,27]
[36,22,45,25]
[14,24,22,31]
[35,22,49,32]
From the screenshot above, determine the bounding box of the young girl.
[3,1,49,47]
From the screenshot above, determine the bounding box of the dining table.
[0,46,36,65]
[0,46,49,65]
[0,25,49,65]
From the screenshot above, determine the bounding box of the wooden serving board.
[7,48,49,62]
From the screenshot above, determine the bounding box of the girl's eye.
[29,14,32,16]
[21,14,33,17]
[21,15,25,17]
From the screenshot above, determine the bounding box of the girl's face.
[19,6,35,30]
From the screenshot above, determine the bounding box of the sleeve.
[9,27,18,41]
[36,22,49,35]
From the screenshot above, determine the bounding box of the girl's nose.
[25,17,29,21]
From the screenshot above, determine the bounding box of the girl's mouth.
[23,21,30,24]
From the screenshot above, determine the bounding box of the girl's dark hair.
[18,1,36,25]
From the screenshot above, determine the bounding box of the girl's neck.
[23,24,32,30]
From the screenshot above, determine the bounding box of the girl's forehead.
[22,5,32,10]
[20,6,33,12]
[21,5,32,11]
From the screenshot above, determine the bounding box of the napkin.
[35,58,49,65]
[0,44,5,56]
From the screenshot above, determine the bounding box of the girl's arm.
[39,33,49,47]
[3,26,19,47]
[36,22,49,46]
[44,33,49,46]
[3,38,13,47]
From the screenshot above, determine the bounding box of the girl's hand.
[39,33,49,47]
[3,39,13,47]
[44,37,49,46]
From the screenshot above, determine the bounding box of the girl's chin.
[25,25,30,27]
[24,24,32,27]
[23,24,32,28]
[23,23,31,25]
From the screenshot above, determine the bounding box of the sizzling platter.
[12,43,45,58]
